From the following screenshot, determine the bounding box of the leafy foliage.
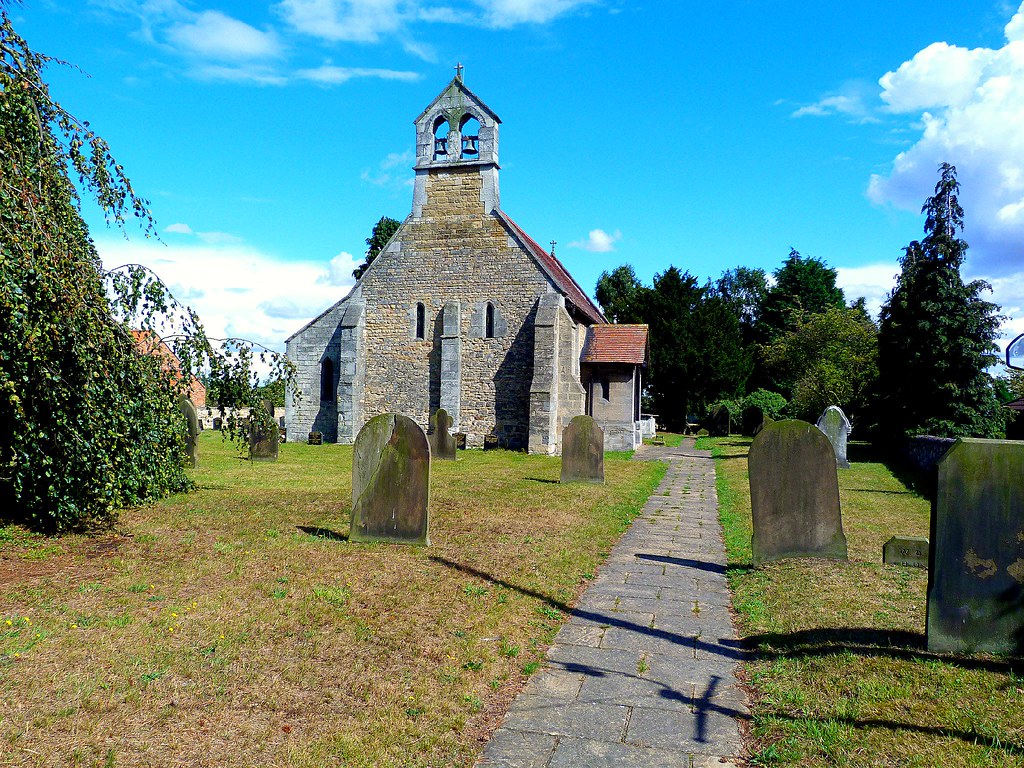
[874,163,1003,439]
[712,266,768,344]
[742,389,788,420]
[756,248,846,343]
[0,13,293,531]
[595,264,645,323]
[352,215,400,280]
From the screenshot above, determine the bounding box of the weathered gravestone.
[752,415,775,437]
[560,415,604,484]
[707,405,731,437]
[741,406,764,437]
[307,431,323,445]
[178,395,199,468]
[212,416,223,431]
[350,414,430,545]
[883,536,929,568]
[749,419,847,566]
[249,401,280,461]
[927,439,1024,654]
[427,408,457,461]
[816,405,852,469]
[483,434,500,450]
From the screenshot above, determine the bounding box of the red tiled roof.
[495,210,607,325]
[131,330,207,407]
[581,324,649,365]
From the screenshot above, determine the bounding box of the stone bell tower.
[412,66,501,218]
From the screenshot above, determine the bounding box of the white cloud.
[277,0,407,43]
[868,2,1024,277]
[166,10,282,61]
[163,222,245,245]
[189,64,289,85]
[569,228,621,253]
[834,262,899,319]
[361,148,416,189]
[165,222,193,234]
[791,81,880,123]
[320,251,362,285]
[295,65,421,85]
[474,0,595,27]
[97,238,353,355]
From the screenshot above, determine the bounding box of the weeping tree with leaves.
[0,11,294,531]
[874,163,1003,440]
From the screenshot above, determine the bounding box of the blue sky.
[13,0,1024,357]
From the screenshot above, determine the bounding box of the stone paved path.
[477,440,747,767]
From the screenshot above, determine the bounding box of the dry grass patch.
[713,436,1024,767]
[0,436,664,767]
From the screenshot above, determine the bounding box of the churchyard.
[0,434,663,767]
[714,435,1024,766]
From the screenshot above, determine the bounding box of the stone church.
[285,73,647,453]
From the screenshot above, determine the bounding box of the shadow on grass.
[297,525,348,541]
[525,477,560,484]
[746,627,1024,674]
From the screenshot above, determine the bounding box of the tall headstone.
[178,395,199,468]
[708,405,731,437]
[749,419,847,566]
[350,414,430,545]
[927,439,1024,654]
[816,405,852,469]
[249,401,280,461]
[741,405,764,437]
[428,408,457,461]
[560,415,604,484]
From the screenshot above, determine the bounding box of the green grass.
[0,434,665,767]
[712,436,1024,767]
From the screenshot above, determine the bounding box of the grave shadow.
[297,525,348,542]
[745,626,1024,674]
[635,553,727,575]
[525,477,560,484]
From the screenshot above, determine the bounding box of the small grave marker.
[708,405,731,437]
[560,415,604,484]
[428,408,457,460]
[883,536,929,568]
[308,431,323,445]
[179,395,199,468]
[249,401,279,461]
[816,405,852,469]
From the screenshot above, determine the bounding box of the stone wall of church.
[356,165,563,448]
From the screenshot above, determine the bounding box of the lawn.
[713,436,1024,767]
[0,434,664,767]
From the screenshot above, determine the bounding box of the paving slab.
[477,441,748,767]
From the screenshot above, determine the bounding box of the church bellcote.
[412,67,501,217]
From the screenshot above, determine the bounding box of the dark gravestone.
[249,403,280,461]
[752,415,775,437]
[179,395,199,468]
[708,406,731,437]
[428,408,457,461]
[560,415,604,484]
[749,419,847,566]
[213,417,223,430]
[883,536,929,568]
[308,431,323,445]
[350,414,430,546]
[741,406,764,437]
[483,434,499,450]
[454,433,467,450]
[927,439,1024,654]
[816,405,852,469]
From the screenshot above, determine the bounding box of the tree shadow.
[296,525,348,541]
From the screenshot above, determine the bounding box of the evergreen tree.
[756,249,846,342]
[595,264,645,323]
[352,216,400,279]
[875,163,1003,439]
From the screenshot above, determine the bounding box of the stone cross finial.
[455,62,464,81]
[550,240,556,256]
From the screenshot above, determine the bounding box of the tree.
[352,215,400,279]
[874,163,1003,439]
[0,12,292,531]
[756,249,846,342]
[712,266,768,344]
[595,264,645,323]
[762,307,878,422]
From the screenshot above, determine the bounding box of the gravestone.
[560,415,604,484]
[927,439,1024,654]
[741,405,764,437]
[213,417,223,430]
[483,434,499,450]
[816,405,852,469]
[708,405,731,437]
[427,408,457,460]
[749,419,847,566]
[308,431,323,445]
[883,536,929,568]
[249,402,279,461]
[454,433,467,450]
[178,395,199,468]
[350,414,430,545]
[752,415,774,437]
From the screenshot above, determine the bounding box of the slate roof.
[581,324,649,365]
[1004,397,1024,411]
[495,210,607,325]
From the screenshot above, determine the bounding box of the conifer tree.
[875,163,1003,439]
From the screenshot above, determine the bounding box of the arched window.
[460,114,480,158]
[485,302,495,338]
[601,378,610,401]
[320,358,334,402]
[415,302,426,339]
[433,116,448,160]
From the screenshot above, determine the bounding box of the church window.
[320,358,335,402]
[460,114,480,158]
[432,116,449,160]
[416,302,426,339]
[485,302,495,338]
[601,378,610,402]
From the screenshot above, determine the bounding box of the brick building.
[285,74,643,452]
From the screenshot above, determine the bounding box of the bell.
[434,138,448,155]
[463,136,479,154]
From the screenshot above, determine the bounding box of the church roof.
[581,324,649,365]
[1004,397,1024,411]
[495,210,606,325]
[415,75,501,125]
